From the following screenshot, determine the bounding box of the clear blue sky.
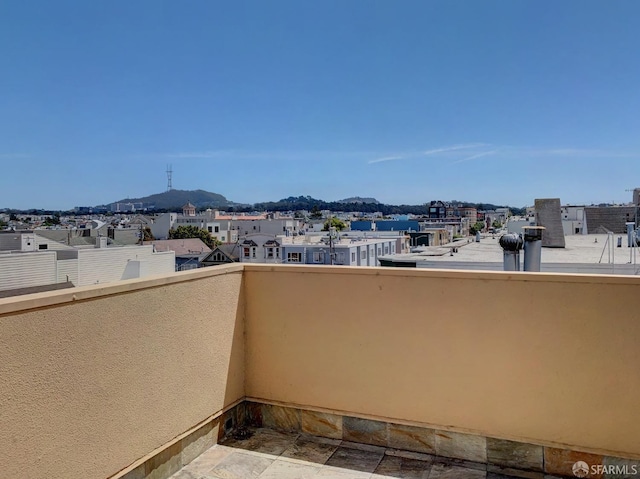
[2,1,640,210]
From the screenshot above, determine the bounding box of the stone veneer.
[114,400,638,479]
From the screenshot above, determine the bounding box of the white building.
[561,205,588,235]
[0,235,174,296]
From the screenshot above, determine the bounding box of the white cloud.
[451,149,499,164]
[423,143,488,156]
[368,155,404,164]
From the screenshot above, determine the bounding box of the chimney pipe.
[523,226,545,272]
[499,233,523,271]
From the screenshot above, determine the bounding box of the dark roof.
[241,239,258,247]
[0,281,75,299]
[202,243,240,263]
[143,239,211,256]
[264,239,280,247]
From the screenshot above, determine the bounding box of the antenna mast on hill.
[166,164,173,192]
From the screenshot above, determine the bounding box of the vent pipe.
[499,233,523,271]
[523,226,545,272]
[626,222,635,247]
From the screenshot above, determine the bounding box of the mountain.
[112,189,230,209]
[337,197,379,204]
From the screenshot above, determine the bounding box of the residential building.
[279,235,401,266]
[143,238,211,271]
[0,242,174,296]
[201,244,240,267]
[428,200,447,218]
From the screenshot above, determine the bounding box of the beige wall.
[0,264,245,479]
[244,265,640,459]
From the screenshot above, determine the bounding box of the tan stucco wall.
[0,264,245,479]
[244,265,640,459]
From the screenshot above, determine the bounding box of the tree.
[310,205,322,219]
[469,221,485,235]
[168,225,221,248]
[143,227,154,241]
[43,214,61,227]
[322,217,346,231]
[492,220,503,229]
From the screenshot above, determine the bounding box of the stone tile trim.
[110,400,640,479]
[110,400,243,479]
[244,401,640,479]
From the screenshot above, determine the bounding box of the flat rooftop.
[392,234,639,265]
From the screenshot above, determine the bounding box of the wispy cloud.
[423,143,488,156]
[368,155,404,164]
[367,143,487,164]
[451,149,499,164]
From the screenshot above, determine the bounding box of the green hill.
[114,189,230,209]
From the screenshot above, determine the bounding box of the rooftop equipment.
[499,233,523,271]
[523,226,545,272]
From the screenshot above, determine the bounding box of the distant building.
[201,244,240,267]
[279,236,401,266]
[110,202,145,213]
[150,209,300,244]
[0,237,174,297]
[350,220,419,232]
[144,238,211,271]
[584,206,637,234]
[428,201,447,219]
[560,206,588,235]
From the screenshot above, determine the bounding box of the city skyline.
[2,1,640,209]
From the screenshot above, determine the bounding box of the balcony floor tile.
[168,427,529,479]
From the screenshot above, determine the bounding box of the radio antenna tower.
[166,164,173,192]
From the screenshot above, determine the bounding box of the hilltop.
[337,197,380,204]
[113,189,230,209]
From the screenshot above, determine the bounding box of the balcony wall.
[244,265,640,459]
[0,264,245,479]
[1,264,639,479]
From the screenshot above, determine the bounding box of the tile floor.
[170,428,536,479]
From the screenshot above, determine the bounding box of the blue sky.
[1,1,640,210]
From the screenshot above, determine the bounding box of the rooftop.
[382,234,640,273]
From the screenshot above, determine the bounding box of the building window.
[221,236,225,241]
[313,252,323,263]
[208,226,213,233]
[385,246,389,254]
[287,252,301,263]
[275,248,280,258]
[336,252,345,264]
[361,250,366,260]
[243,248,250,258]
[267,247,274,258]
[251,247,257,258]
[351,252,356,262]
[215,226,219,233]
[377,248,381,255]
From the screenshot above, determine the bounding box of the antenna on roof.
[166,164,173,192]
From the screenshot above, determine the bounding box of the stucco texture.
[0,267,245,479]
[244,265,640,459]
